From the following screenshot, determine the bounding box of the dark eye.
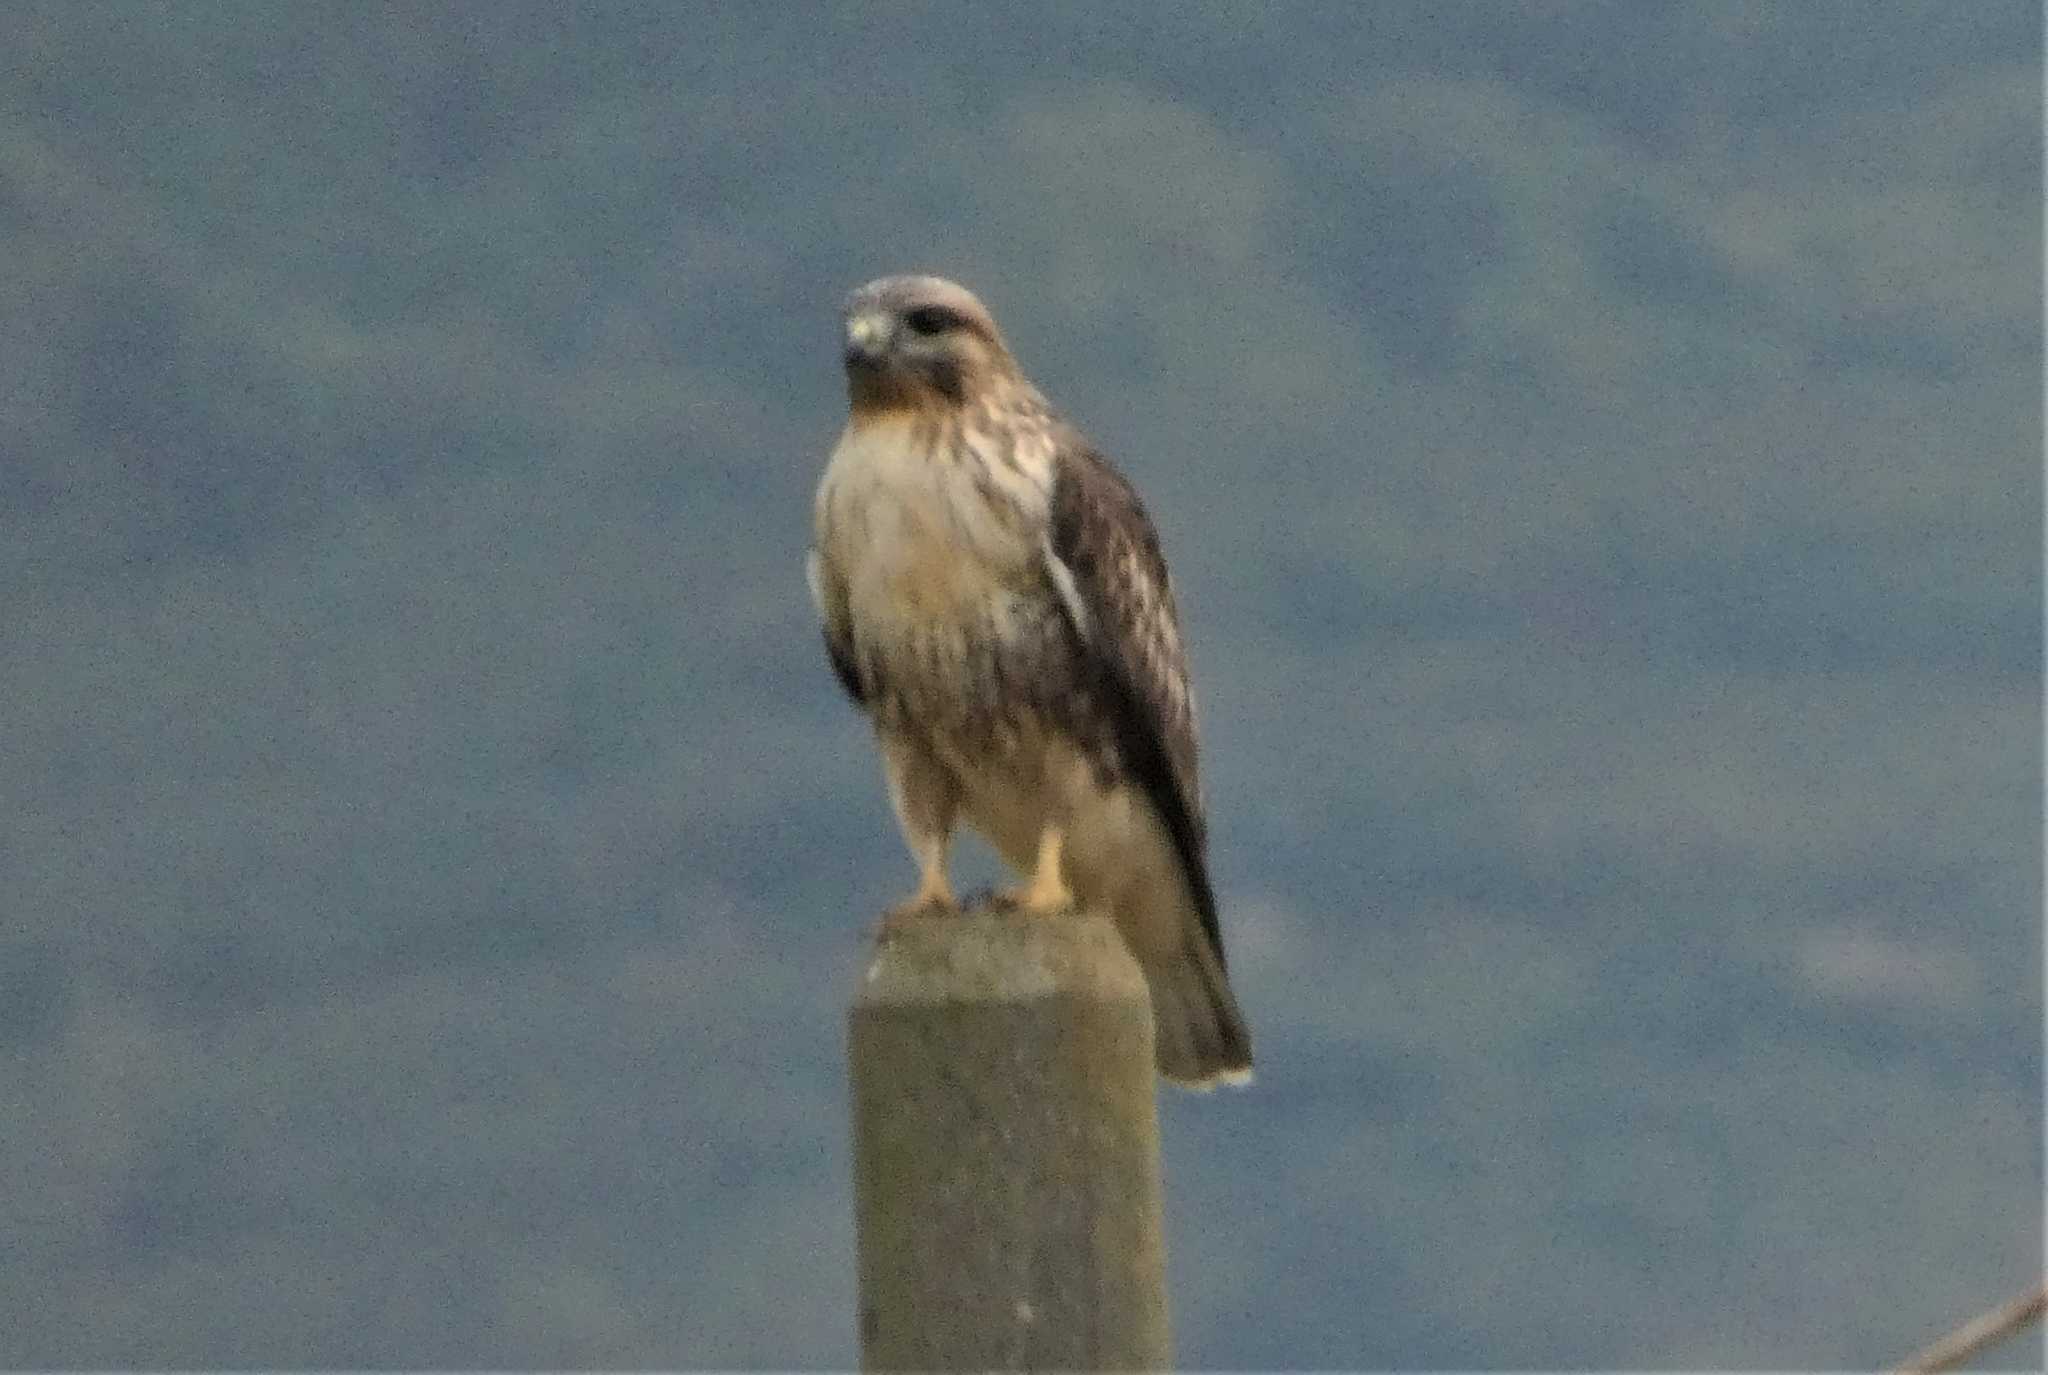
[904,305,959,336]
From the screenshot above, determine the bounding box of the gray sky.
[2,3,2040,1368]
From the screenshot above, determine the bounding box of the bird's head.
[841,275,1019,414]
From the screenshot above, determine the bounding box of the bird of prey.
[808,274,1252,1087]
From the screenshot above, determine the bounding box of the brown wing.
[807,546,866,706]
[1044,438,1223,961]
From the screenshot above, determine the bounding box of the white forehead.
[844,274,996,329]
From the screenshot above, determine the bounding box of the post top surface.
[854,905,1150,1007]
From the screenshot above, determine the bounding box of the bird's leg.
[996,822,1073,915]
[878,734,960,932]
[880,831,957,930]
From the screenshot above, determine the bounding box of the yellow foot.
[991,837,1073,914]
[989,881,1073,915]
[991,824,1073,915]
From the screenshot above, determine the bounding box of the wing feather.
[1045,440,1223,961]
[808,546,866,705]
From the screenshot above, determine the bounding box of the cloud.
[1796,927,1986,1014]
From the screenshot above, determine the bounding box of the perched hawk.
[809,274,1252,1087]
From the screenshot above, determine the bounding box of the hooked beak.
[844,310,892,368]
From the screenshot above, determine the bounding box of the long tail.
[1143,933,1253,1088]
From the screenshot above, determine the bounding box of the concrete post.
[848,905,1171,1371]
